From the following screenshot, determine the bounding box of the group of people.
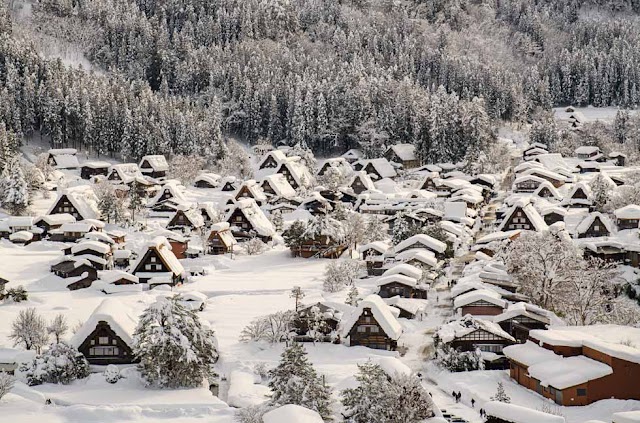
[451,391,462,402]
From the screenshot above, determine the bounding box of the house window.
[364,316,372,323]
[145,264,152,271]
[593,225,600,231]
[89,346,120,356]
[577,388,587,397]
[99,336,109,345]
[150,256,157,263]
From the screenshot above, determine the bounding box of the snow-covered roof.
[341,149,363,160]
[278,157,314,188]
[35,213,76,226]
[394,249,438,268]
[528,354,612,390]
[53,154,80,169]
[615,204,640,220]
[194,173,221,186]
[357,158,397,179]
[97,269,138,284]
[227,199,276,237]
[575,212,615,235]
[613,411,640,423]
[475,230,521,245]
[70,299,138,348]
[533,181,562,200]
[382,263,422,280]
[60,221,100,233]
[82,161,111,169]
[575,145,601,155]
[84,231,116,245]
[48,148,77,156]
[394,234,447,254]
[349,171,376,191]
[262,404,324,423]
[258,149,287,168]
[262,173,297,199]
[484,401,565,423]
[357,241,390,255]
[48,187,101,221]
[9,231,33,242]
[139,155,169,172]
[387,143,416,162]
[132,236,185,277]
[437,315,515,343]
[71,240,111,255]
[149,227,186,243]
[376,274,420,288]
[384,297,428,316]
[453,289,506,310]
[493,302,551,325]
[497,200,548,232]
[503,340,561,367]
[150,183,187,206]
[340,294,402,340]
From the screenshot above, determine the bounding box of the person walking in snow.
[471,398,475,408]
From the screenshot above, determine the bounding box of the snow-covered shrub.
[322,260,363,292]
[244,237,266,255]
[435,344,484,372]
[133,296,219,388]
[0,372,15,400]
[234,404,272,423]
[341,362,435,423]
[239,310,296,343]
[268,343,332,420]
[104,365,122,384]
[4,285,28,302]
[20,342,90,386]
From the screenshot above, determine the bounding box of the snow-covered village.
[1,1,640,423]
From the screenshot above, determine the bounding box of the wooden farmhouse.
[47,188,101,221]
[340,295,402,351]
[614,205,640,230]
[533,181,562,201]
[498,201,548,232]
[575,212,615,238]
[260,173,297,202]
[81,161,111,180]
[317,157,351,177]
[376,275,428,299]
[235,180,267,205]
[50,220,104,242]
[348,171,375,195]
[358,241,390,276]
[225,199,276,242]
[194,173,221,188]
[131,237,185,286]
[393,234,448,260]
[148,183,188,212]
[275,158,313,190]
[521,168,567,188]
[354,158,397,180]
[258,149,287,170]
[50,258,99,290]
[574,145,603,161]
[453,289,508,317]
[47,148,80,169]
[34,214,76,238]
[384,143,419,169]
[70,240,113,270]
[207,222,237,255]
[541,207,566,226]
[341,148,362,164]
[562,182,592,208]
[494,303,550,343]
[505,327,640,406]
[139,155,169,179]
[167,207,205,232]
[71,299,138,365]
[220,176,238,192]
[436,315,515,369]
[513,175,544,193]
[293,302,348,342]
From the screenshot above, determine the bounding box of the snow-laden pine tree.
[342,362,435,423]
[268,343,332,420]
[491,381,511,403]
[1,155,29,215]
[363,216,388,244]
[346,285,360,306]
[133,296,219,388]
[589,173,616,212]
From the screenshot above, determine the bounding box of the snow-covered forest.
[1,0,640,161]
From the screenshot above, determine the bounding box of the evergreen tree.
[1,155,29,215]
[133,296,219,388]
[268,343,332,420]
[20,342,89,386]
[491,381,511,403]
